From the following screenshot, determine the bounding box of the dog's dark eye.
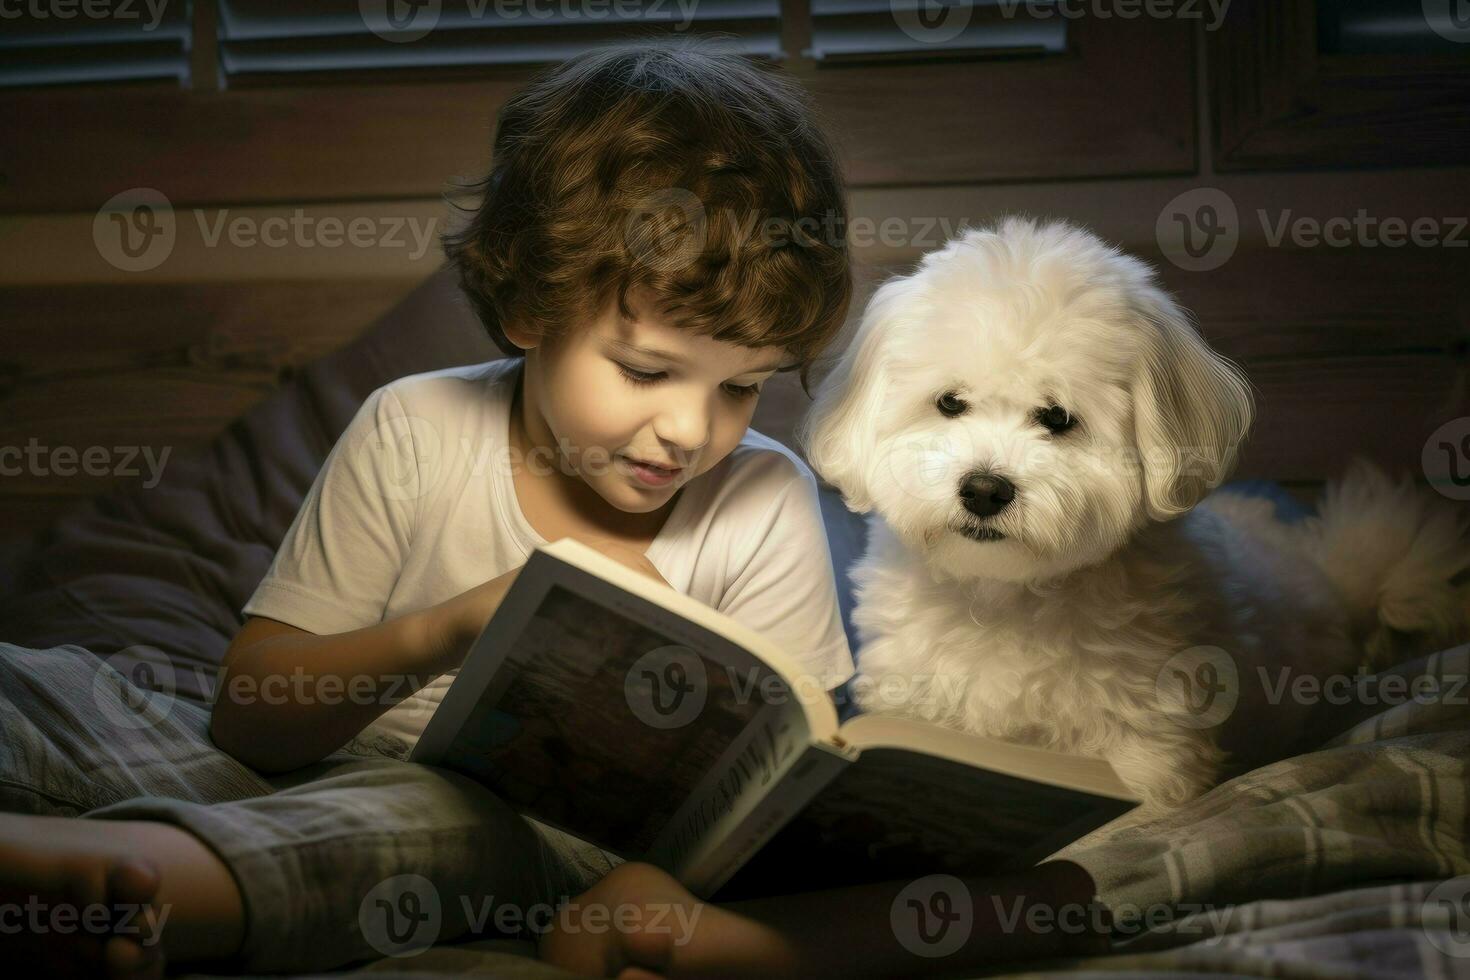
[1036,404,1077,433]
[936,392,968,417]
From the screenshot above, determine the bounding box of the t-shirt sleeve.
[716,458,856,691]
[241,383,423,635]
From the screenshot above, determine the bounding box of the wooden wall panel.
[1157,249,1469,360]
[1155,246,1469,482]
[1210,0,1470,171]
[3,279,417,377]
[0,279,421,537]
[1239,355,1464,482]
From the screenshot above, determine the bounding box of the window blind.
[216,0,782,81]
[807,0,1066,65]
[0,2,193,88]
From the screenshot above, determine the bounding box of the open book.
[411,539,1138,900]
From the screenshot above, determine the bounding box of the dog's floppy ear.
[1132,289,1254,520]
[798,281,903,513]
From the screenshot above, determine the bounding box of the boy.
[0,39,856,976]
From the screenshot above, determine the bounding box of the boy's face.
[511,285,789,516]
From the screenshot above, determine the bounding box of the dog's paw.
[1108,731,1223,811]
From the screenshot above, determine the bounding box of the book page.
[837,713,1135,800]
[539,540,840,735]
[413,544,828,861]
[715,743,1135,901]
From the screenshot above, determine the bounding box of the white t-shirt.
[241,358,854,748]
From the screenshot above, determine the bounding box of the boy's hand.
[425,566,522,674]
[426,536,670,673]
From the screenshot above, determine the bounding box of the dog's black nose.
[959,473,1015,518]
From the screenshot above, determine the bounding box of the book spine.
[680,740,851,898]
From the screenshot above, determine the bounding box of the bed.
[1,269,1465,978]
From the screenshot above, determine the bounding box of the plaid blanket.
[173,645,1470,979]
[1023,643,1470,978]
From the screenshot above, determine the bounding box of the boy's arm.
[211,534,669,773]
[210,568,521,773]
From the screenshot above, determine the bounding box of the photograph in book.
[433,582,795,856]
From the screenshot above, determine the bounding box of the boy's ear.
[502,318,540,351]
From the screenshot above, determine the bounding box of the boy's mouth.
[619,454,684,487]
[622,453,682,472]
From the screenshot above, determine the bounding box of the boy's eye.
[619,362,761,399]
[618,365,665,386]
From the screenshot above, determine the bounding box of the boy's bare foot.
[0,814,165,978]
[538,861,803,980]
[539,859,1111,979]
[0,812,246,976]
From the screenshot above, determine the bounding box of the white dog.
[802,217,1469,810]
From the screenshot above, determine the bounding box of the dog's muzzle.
[958,472,1016,518]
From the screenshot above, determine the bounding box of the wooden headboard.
[2,243,1466,541]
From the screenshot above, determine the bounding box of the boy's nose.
[652,403,710,456]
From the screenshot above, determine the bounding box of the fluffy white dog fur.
[801,217,1470,810]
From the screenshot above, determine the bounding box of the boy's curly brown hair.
[440,39,852,392]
